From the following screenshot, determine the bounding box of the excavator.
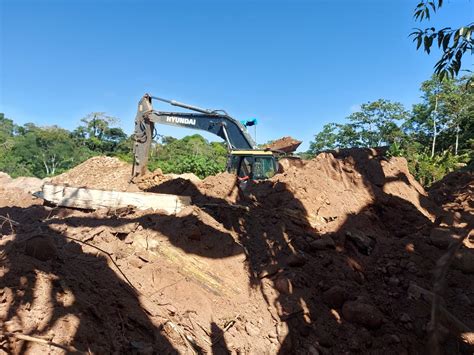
[132,94,300,183]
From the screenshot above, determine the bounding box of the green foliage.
[0,112,227,180]
[404,75,474,155]
[72,112,129,154]
[308,99,408,154]
[309,74,473,186]
[0,112,128,178]
[389,143,469,186]
[151,155,224,179]
[148,134,227,178]
[3,123,94,178]
[410,1,473,79]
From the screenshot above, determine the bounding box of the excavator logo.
[166,116,196,126]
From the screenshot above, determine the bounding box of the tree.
[410,0,473,79]
[148,134,228,178]
[404,74,474,156]
[73,112,129,154]
[307,125,335,152]
[348,100,407,147]
[10,124,92,177]
[79,112,118,139]
[307,99,408,154]
[0,113,15,145]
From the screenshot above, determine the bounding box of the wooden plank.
[41,183,191,214]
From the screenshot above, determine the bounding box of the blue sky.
[0,0,472,150]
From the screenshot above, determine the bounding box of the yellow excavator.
[132,94,301,182]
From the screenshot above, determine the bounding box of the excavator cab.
[227,150,277,182]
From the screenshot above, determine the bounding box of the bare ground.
[1,149,473,354]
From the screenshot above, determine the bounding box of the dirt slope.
[1,151,473,354]
[50,156,137,192]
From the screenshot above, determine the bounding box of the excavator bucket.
[264,136,302,154]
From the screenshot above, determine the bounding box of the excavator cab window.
[240,157,253,179]
[227,155,242,175]
[253,156,276,179]
[227,154,276,181]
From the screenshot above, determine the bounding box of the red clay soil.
[1,151,473,354]
[265,136,302,153]
[429,169,473,213]
[50,156,139,192]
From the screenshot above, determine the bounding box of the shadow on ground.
[1,149,473,354]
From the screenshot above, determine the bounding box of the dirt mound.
[0,187,40,209]
[50,156,138,191]
[133,167,170,190]
[277,156,306,173]
[1,172,44,194]
[429,169,473,212]
[0,172,12,184]
[247,149,438,234]
[141,171,240,204]
[4,176,44,193]
[1,149,473,354]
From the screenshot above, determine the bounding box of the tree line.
[306,75,473,186]
[0,112,228,180]
[1,74,472,185]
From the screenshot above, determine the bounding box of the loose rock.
[429,227,458,249]
[25,235,57,261]
[346,231,376,255]
[342,301,383,329]
[322,285,347,309]
[309,237,335,250]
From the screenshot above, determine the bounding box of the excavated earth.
[0,150,473,354]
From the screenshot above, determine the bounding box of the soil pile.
[50,156,137,191]
[247,149,440,235]
[140,171,241,204]
[265,136,302,153]
[1,149,473,354]
[429,169,473,214]
[0,172,44,194]
[0,172,12,184]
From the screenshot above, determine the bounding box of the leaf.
[424,35,434,54]
[414,9,423,20]
[417,36,423,49]
[439,70,446,81]
[443,33,451,51]
[429,1,436,12]
[437,31,444,47]
[453,29,460,47]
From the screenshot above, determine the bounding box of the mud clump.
[25,235,57,261]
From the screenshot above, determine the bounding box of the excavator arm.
[132,94,257,177]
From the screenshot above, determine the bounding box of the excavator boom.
[132,94,258,177]
[131,94,296,183]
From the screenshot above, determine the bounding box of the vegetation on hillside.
[307,75,473,186]
[0,112,228,180]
